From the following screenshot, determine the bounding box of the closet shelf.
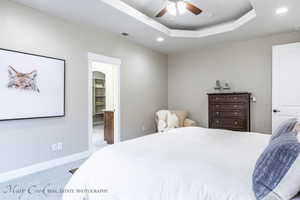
[93,74,106,125]
[94,112,104,115]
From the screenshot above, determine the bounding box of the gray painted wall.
[168,32,300,134]
[0,0,168,173]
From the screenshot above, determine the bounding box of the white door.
[272,42,300,132]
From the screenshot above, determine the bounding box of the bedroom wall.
[0,0,168,173]
[168,32,300,134]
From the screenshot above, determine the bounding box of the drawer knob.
[234,121,238,125]
[234,105,237,108]
[234,112,238,115]
[216,120,219,123]
[234,97,237,100]
[216,105,220,107]
[215,97,219,100]
[216,112,219,115]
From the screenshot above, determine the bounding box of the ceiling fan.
[156,0,202,17]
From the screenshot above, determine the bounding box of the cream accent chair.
[155,110,197,133]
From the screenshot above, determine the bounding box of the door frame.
[88,52,121,153]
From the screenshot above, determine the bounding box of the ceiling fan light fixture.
[166,1,177,16]
[155,0,202,18]
[177,1,187,15]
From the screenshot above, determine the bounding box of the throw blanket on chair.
[156,110,179,132]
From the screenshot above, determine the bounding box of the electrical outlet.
[51,143,58,152]
[57,142,63,151]
[51,142,63,152]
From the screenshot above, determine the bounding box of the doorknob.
[273,109,280,113]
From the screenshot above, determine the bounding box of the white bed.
[63,127,276,200]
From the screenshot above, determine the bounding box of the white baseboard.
[0,151,90,183]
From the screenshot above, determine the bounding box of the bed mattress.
[63,127,274,200]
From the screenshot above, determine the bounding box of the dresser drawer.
[209,95,248,103]
[211,103,245,111]
[211,110,245,118]
[211,118,246,130]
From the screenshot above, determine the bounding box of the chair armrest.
[183,118,197,127]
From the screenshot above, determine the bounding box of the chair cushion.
[253,131,300,200]
[183,118,197,127]
[172,111,188,127]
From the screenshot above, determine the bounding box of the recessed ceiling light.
[276,7,288,15]
[156,37,165,42]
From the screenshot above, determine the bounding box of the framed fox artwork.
[0,48,65,121]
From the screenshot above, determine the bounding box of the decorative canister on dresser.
[207,92,251,132]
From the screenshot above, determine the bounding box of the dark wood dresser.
[104,111,114,144]
[208,92,251,132]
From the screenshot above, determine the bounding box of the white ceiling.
[11,0,300,54]
[121,0,253,30]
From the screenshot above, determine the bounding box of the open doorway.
[92,71,105,147]
[88,53,121,153]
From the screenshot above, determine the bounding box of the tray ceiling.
[121,0,253,30]
[11,0,300,53]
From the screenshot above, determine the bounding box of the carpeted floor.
[0,159,85,200]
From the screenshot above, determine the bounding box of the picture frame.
[0,48,65,121]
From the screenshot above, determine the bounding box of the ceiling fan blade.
[185,2,203,15]
[156,7,167,17]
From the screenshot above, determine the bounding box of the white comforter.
[63,127,271,200]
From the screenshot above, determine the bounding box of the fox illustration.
[7,66,40,93]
